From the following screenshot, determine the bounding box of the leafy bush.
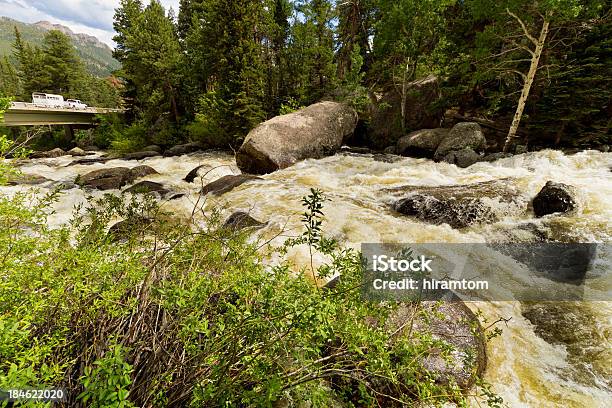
[279,97,303,115]
[91,114,124,149]
[110,122,147,153]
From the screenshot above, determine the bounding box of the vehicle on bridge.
[66,99,88,109]
[32,92,65,108]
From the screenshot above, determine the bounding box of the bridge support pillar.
[63,124,74,141]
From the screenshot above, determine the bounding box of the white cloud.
[0,0,182,46]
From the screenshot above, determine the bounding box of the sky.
[0,0,181,47]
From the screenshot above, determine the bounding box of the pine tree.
[288,0,337,104]
[187,0,267,142]
[12,27,47,100]
[41,30,85,96]
[0,56,21,97]
[116,0,183,124]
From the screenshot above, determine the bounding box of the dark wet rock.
[482,152,513,162]
[383,145,397,154]
[442,148,481,168]
[236,101,358,174]
[142,144,162,153]
[493,242,594,285]
[532,181,577,217]
[184,165,208,183]
[168,193,185,200]
[434,122,486,160]
[223,211,266,231]
[201,174,263,196]
[372,153,403,163]
[108,217,154,241]
[388,178,523,228]
[340,146,373,154]
[514,144,528,154]
[368,75,443,147]
[163,142,203,157]
[68,157,112,166]
[7,174,51,185]
[123,181,169,195]
[30,148,67,159]
[123,150,160,160]
[397,128,450,158]
[84,177,126,190]
[130,165,159,179]
[67,147,91,157]
[77,167,134,190]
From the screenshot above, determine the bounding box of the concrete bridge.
[2,102,123,127]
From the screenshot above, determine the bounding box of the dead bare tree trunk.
[503,10,552,153]
[399,58,417,134]
[400,61,410,134]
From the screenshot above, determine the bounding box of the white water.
[5,149,612,407]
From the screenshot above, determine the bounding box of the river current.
[3,149,611,407]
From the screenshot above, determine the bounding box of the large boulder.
[397,128,450,158]
[30,148,66,159]
[389,299,487,389]
[123,181,169,196]
[236,101,358,174]
[68,157,112,166]
[223,211,266,231]
[532,181,577,217]
[201,174,262,196]
[434,122,486,160]
[123,150,160,160]
[67,147,90,157]
[184,165,208,183]
[163,142,203,157]
[368,75,443,147]
[387,179,524,228]
[130,165,159,179]
[7,174,51,185]
[77,167,135,190]
[442,148,481,168]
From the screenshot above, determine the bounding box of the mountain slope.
[0,17,120,77]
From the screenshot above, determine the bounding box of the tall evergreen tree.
[288,0,337,104]
[0,56,21,97]
[41,30,87,96]
[116,0,183,124]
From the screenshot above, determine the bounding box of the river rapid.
[4,149,611,407]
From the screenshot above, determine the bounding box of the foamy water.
[4,149,611,407]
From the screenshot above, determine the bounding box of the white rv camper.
[32,93,65,108]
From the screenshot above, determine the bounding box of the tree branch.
[506,8,538,46]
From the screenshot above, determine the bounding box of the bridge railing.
[8,102,124,114]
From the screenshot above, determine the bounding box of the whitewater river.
[4,149,611,407]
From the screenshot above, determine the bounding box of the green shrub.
[279,97,303,115]
[91,114,124,149]
[110,123,147,153]
[186,91,233,148]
